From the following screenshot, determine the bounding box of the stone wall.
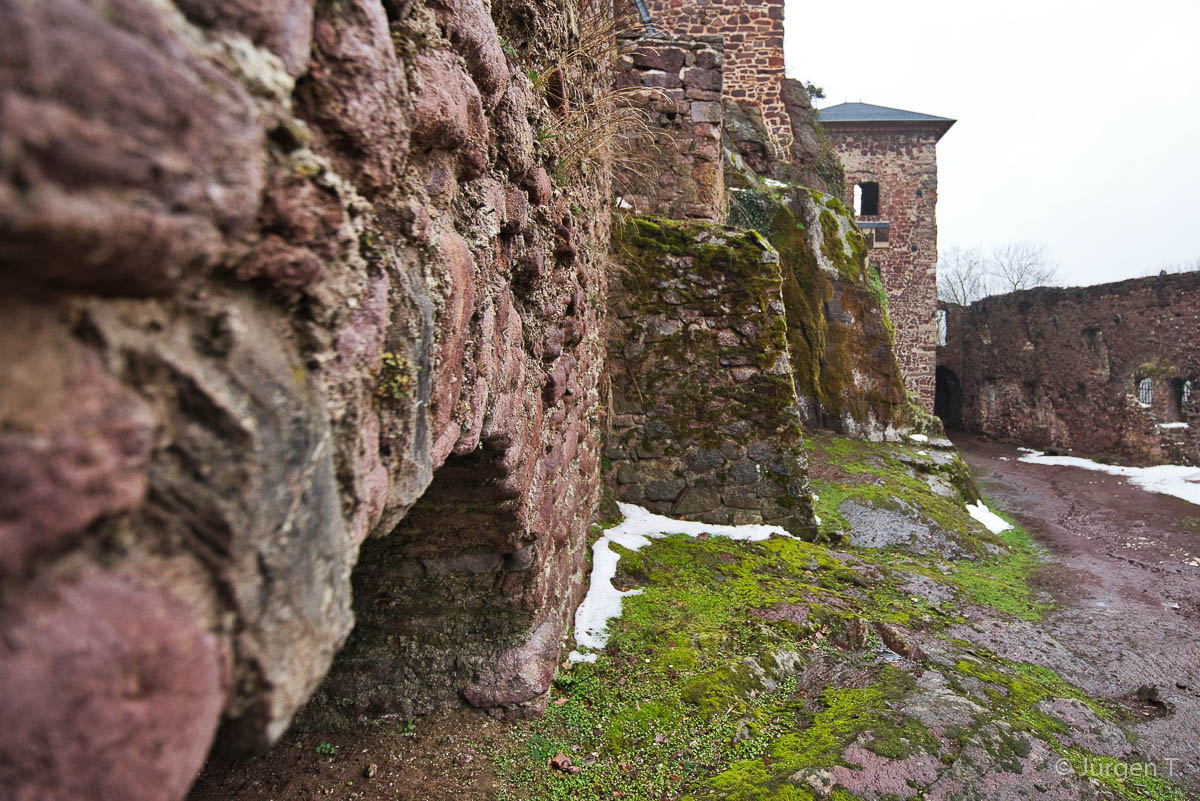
[606,215,817,538]
[938,273,1200,465]
[823,125,943,410]
[0,0,609,797]
[641,0,790,152]
[614,34,726,221]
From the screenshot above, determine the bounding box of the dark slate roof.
[817,102,955,125]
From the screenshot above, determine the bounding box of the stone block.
[690,101,722,123]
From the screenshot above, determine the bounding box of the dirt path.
[953,434,1200,788]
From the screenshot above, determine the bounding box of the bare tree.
[937,246,989,305]
[1147,257,1200,275]
[938,240,1062,305]
[988,240,1062,294]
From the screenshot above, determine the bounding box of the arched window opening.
[1137,377,1153,405]
[936,309,948,346]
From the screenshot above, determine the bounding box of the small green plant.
[401,718,417,738]
[525,67,546,93]
[315,742,338,756]
[377,352,416,401]
[500,38,518,58]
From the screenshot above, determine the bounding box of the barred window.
[1137,378,1153,405]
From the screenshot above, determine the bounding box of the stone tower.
[639,0,791,150]
[817,103,955,411]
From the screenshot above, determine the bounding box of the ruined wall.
[0,0,609,797]
[613,34,726,221]
[641,0,790,151]
[938,273,1200,465]
[606,216,817,538]
[728,187,914,439]
[823,125,942,410]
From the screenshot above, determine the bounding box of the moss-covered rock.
[729,185,911,439]
[605,213,817,538]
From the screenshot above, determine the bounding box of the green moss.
[376,352,416,401]
[942,516,1049,620]
[609,213,807,463]
[863,264,895,345]
[495,433,1181,801]
[818,210,861,282]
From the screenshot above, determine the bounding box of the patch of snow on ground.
[569,502,790,663]
[763,178,787,187]
[966,501,1013,534]
[908,433,928,443]
[1017,450,1200,507]
[1157,422,1190,430]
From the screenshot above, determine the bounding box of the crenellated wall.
[938,273,1200,465]
[0,0,610,797]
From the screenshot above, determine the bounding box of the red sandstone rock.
[0,312,154,577]
[432,0,511,110]
[0,0,264,297]
[298,0,409,192]
[939,274,1200,465]
[237,234,324,288]
[0,1,606,796]
[0,572,226,801]
[174,0,317,75]
[410,51,489,176]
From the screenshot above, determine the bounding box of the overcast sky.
[784,0,1200,287]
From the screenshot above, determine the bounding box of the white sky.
[784,0,1200,287]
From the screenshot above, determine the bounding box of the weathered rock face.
[724,82,844,197]
[727,187,914,440]
[605,215,817,537]
[0,0,608,796]
[938,273,1200,465]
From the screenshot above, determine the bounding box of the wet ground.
[191,434,1200,800]
[952,434,1200,788]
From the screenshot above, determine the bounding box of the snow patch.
[908,433,928,443]
[1157,422,1190,430]
[763,178,788,188]
[568,503,790,663]
[1017,450,1200,507]
[966,501,1013,534]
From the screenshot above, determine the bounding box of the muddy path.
[953,434,1200,788]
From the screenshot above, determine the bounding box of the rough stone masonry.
[639,0,792,152]
[0,0,610,798]
[938,272,1200,465]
